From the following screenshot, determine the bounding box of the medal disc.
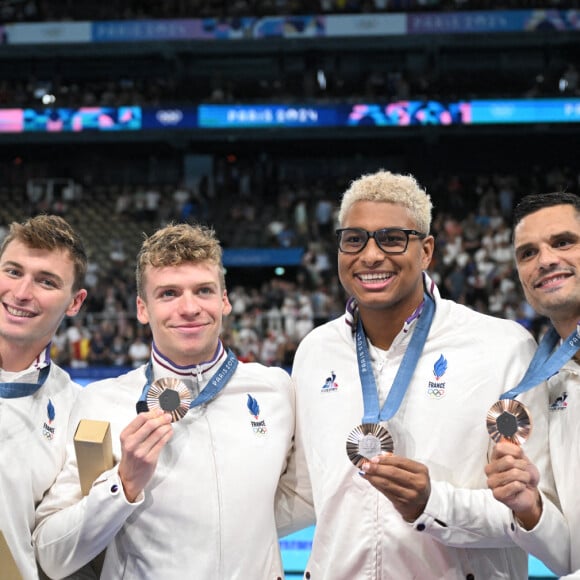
[346,423,394,468]
[486,399,532,445]
[147,377,192,422]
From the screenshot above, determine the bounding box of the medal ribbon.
[500,324,580,400]
[136,348,239,413]
[0,365,50,398]
[356,293,435,424]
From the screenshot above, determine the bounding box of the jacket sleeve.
[413,377,570,575]
[505,374,571,576]
[507,490,570,576]
[412,479,567,562]
[412,478,518,548]
[275,436,316,538]
[275,377,316,538]
[33,443,142,579]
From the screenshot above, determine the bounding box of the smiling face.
[136,261,232,367]
[0,240,87,369]
[338,200,434,321]
[514,204,580,332]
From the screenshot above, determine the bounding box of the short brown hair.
[513,191,580,231]
[136,222,225,298]
[0,214,87,291]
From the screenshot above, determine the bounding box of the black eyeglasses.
[336,227,427,254]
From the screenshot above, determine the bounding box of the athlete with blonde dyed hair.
[0,214,87,579]
[280,169,557,579]
[338,169,432,233]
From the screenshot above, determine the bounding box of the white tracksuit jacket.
[0,361,81,580]
[284,278,566,579]
[33,353,296,580]
[516,359,580,577]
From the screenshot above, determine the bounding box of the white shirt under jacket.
[33,347,296,580]
[281,274,566,580]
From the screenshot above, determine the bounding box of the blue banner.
[2,99,580,134]
[142,107,197,130]
[408,9,580,34]
[198,104,338,128]
[469,99,580,124]
[223,248,304,267]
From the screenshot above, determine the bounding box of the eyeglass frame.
[335,227,428,255]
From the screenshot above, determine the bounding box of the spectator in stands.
[143,184,161,222]
[108,238,128,271]
[259,329,284,366]
[486,192,580,577]
[66,315,91,368]
[0,215,87,579]
[313,195,335,240]
[127,330,150,368]
[87,328,110,366]
[294,294,314,340]
[109,334,129,367]
[280,169,556,578]
[33,222,304,579]
[114,186,133,217]
[50,321,71,366]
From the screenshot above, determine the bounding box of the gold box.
[0,530,22,580]
[74,419,114,496]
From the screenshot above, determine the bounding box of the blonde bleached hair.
[136,222,225,298]
[338,169,433,233]
[0,214,87,291]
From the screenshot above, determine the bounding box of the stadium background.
[1,2,579,577]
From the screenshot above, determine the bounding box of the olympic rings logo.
[427,386,445,398]
[253,427,268,435]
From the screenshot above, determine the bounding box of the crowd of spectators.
[1,0,578,372]
[3,0,578,24]
[1,60,577,110]
[8,157,575,373]
[1,12,577,108]
[4,60,579,109]
[2,0,578,109]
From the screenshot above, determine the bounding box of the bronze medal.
[147,377,192,422]
[486,399,532,445]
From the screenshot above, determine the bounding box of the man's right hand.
[118,409,173,502]
[485,441,542,530]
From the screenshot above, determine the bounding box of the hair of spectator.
[338,169,433,233]
[0,214,88,292]
[135,222,225,298]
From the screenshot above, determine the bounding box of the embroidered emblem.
[549,392,568,411]
[42,398,56,440]
[427,354,447,399]
[321,371,338,393]
[247,394,268,435]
